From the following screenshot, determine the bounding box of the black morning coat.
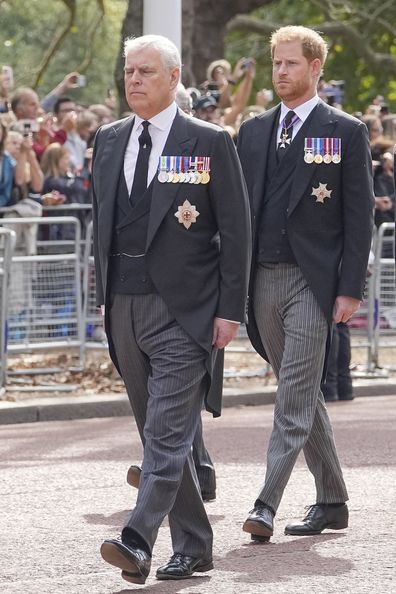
[237,100,374,364]
[92,108,251,417]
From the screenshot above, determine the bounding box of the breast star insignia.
[175,199,200,229]
[311,182,332,203]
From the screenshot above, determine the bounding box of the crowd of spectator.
[0,60,395,246]
[0,56,395,355]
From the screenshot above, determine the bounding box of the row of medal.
[304,137,341,164]
[157,156,211,184]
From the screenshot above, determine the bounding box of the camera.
[15,118,39,135]
[241,58,254,71]
[207,82,219,91]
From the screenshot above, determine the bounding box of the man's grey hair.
[175,83,193,113]
[124,35,181,71]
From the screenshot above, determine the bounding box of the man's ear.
[170,67,180,90]
[311,58,322,78]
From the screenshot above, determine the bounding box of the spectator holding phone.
[40,71,84,113]
[10,87,53,160]
[5,129,43,199]
[222,57,257,129]
[64,109,98,171]
[0,119,30,206]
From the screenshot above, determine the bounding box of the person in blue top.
[0,120,17,206]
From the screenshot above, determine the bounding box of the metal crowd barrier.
[0,216,394,389]
[0,228,16,392]
[0,217,85,375]
[370,222,396,369]
[82,222,106,362]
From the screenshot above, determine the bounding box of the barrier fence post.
[0,228,16,392]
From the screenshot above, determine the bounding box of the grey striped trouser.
[108,292,213,558]
[253,263,348,511]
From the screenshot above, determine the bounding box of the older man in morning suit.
[92,35,250,585]
[237,25,373,542]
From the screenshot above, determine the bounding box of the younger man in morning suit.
[92,35,250,585]
[237,25,373,541]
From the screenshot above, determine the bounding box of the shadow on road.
[223,533,352,585]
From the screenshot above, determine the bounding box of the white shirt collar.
[280,95,320,124]
[134,101,178,132]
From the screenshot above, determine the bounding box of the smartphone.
[76,75,86,87]
[241,58,255,71]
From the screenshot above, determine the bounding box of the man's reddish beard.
[273,77,310,102]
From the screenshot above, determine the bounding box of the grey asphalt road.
[0,396,395,594]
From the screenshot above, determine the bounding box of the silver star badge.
[279,132,291,149]
[311,182,332,203]
[175,199,200,229]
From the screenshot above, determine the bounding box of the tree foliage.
[226,0,396,112]
[0,0,126,106]
[1,0,395,114]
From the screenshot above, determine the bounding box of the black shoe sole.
[126,466,141,489]
[243,519,273,539]
[122,569,146,585]
[101,542,147,584]
[250,533,271,543]
[156,560,214,580]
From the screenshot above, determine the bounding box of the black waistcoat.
[108,171,157,294]
[257,115,296,263]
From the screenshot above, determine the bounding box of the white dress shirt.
[124,101,178,194]
[277,95,320,144]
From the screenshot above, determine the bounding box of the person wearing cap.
[193,94,222,125]
[92,34,250,585]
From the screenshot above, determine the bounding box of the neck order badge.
[278,110,298,151]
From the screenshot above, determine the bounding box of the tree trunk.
[115,0,271,113]
[114,0,144,115]
[181,0,195,87]
[189,0,271,86]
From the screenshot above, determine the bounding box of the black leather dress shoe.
[126,464,141,489]
[243,503,274,542]
[127,463,216,502]
[100,539,151,584]
[284,503,349,536]
[156,553,213,580]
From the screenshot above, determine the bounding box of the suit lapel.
[99,116,134,201]
[251,106,280,217]
[97,116,134,251]
[146,110,198,249]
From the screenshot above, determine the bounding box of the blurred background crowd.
[0,58,395,239]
